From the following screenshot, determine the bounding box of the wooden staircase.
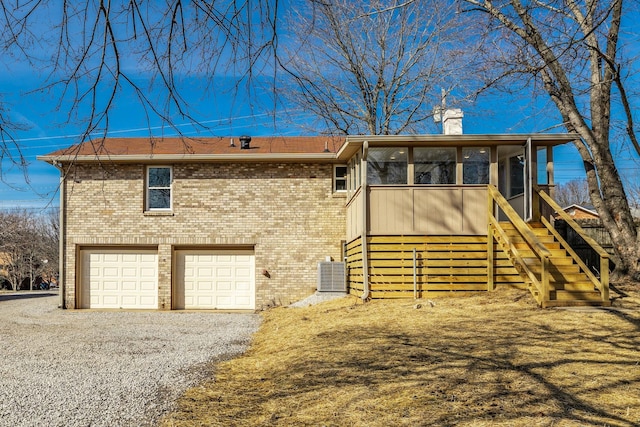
[494,221,609,307]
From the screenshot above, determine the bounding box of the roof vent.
[239,135,251,149]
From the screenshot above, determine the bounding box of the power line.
[8,111,308,147]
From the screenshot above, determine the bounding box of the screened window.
[367,147,408,185]
[414,147,456,184]
[334,165,347,192]
[351,153,361,189]
[147,166,172,210]
[462,147,490,184]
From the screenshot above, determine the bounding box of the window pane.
[148,189,171,209]
[509,155,525,197]
[148,167,171,187]
[334,165,347,192]
[367,147,407,185]
[462,147,490,184]
[414,147,455,184]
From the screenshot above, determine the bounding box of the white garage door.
[81,249,158,309]
[175,250,255,310]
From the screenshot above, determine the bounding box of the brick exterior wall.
[62,162,346,309]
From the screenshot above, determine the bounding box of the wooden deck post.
[487,188,495,291]
[601,256,610,302]
[413,248,417,299]
[541,255,550,306]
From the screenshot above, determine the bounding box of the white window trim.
[333,164,347,193]
[146,166,173,211]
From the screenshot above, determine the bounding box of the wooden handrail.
[487,185,551,259]
[489,213,543,291]
[535,187,610,259]
[540,216,603,288]
[535,186,609,302]
[487,185,551,304]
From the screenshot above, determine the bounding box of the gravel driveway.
[0,292,261,427]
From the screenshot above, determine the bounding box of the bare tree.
[555,179,591,208]
[278,0,472,135]
[462,0,640,280]
[1,1,473,146]
[0,1,280,166]
[0,210,58,290]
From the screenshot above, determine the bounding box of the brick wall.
[63,162,346,309]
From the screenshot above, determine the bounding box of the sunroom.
[335,134,610,307]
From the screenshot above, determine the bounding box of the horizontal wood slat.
[345,234,526,298]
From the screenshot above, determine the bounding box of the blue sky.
[0,71,598,211]
[1,2,637,211]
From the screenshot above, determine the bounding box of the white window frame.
[146,166,173,211]
[333,164,347,193]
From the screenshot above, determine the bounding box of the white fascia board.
[38,152,339,164]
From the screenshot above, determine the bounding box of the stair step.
[542,299,611,308]
[551,281,598,291]
[551,290,605,301]
[510,240,561,249]
[516,249,567,257]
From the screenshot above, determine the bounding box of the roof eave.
[336,133,580,161]
[37,152,340,164]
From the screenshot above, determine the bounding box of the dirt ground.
[161,283,640,427]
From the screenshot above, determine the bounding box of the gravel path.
[0,292,261,427]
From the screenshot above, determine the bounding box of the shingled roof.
[39,136,346,163]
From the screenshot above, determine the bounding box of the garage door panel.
[121,281,138,291]
[103,267,119,277]
[176,250,255,310]
[235,267,251,276]
[197,267,214,276]
[103,254,120,262]
[235,281,251,291]
[102,295,119,305]
[81,249,158,309]
[215,295,232,305]
[199,281,214,291]
[216,267,232,277]
[196,295,214,306]
[217,281,232,291]
[122,267,137,277]
[140,281,156,291]
[102,281,119,291]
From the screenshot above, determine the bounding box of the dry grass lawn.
[161,284,640,427]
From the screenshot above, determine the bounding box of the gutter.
[361,141,370,300]
[37,152,338,164]
[53,162,65,309]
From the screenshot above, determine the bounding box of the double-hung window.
[146,166,172,210]
[333,165,347,192]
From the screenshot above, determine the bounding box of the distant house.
[560,204,599,220]
[39,125,611,309]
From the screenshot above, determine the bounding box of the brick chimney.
[442,109,464,135]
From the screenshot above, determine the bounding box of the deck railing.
[534,186,610,302]
[487,185,551,304]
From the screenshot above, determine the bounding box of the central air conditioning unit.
[317,261,346,292]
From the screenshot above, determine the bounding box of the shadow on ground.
[0,292,57,302]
